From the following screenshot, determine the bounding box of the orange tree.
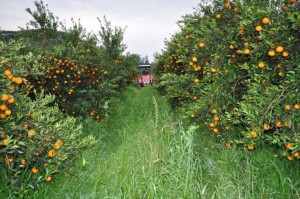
[0,39,94,197]
[153,0,300,160]
[20,1,138,121]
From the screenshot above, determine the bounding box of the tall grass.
[29,86,300,199]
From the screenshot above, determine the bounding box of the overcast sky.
[0,0,199,62]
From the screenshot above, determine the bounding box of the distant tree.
[97,16,127,61]
[25,0,61,30]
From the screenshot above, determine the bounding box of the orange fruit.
[199,43,205,48]
[216,13,222,19]
[233,7,238,12]
[294,104,300,110]
[7,97,15,104]
[284,121,291,127]
[213,128,219,134]
[4,70,12,76]
[0,104,7,111]
[287,156,294,161]
[31,167,39,173]
[250,131,257,138]
[185,35,190,40]
[27,129,36,137]
[211,109,217,114]
[263,123,270,130]
[45,176,52,182]
[276,121,282,128]
[1,94,9,101]
[229,45,235,49]
[48,149,56,158]
[282,51,289,57]
[262,17,270,25]
[247,144,254,150]
[211,68,218,73]
[275,46,284,53]
[226,143,231,149]
[209,123,216,128]
[194,79,199,83]
[214,116,220,121]
[255,25,263,32]
[291,0,298,3]
[43,135,51,141]
[192,57,198,62]
[4,109,11,116]
[284,104,291,111]
[20,159,26,165]
[285,143,292,149]
[268,50,276,57]
[293,151,300,158]
[258,62,265,68]
[2,138,8,145]
[193,96,198,100]
[244,49,251,55]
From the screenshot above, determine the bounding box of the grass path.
[34,86,300,199]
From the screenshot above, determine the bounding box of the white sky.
[0,0,199,62]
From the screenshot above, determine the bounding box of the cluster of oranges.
[0,70,21,119]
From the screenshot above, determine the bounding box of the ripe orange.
[284,104,291,111]
[293,151,300,158]
[211,109,217,114]
[1,94,9,101]
[2,138,8,145]
[287,156,294,161]
[20,159,26,165]
[226,143,231,149]
[209,123,216,128]
[255,25,263,32]
[199,42,205,48]
[185,35,190,40]
[48,149,56,158]
[229,45,235,49]
[291,0,298,3]
[275,46,284,53]
[285,143,292,149]
[4,70,12,76]
[250,131,257,138]
[4,109,11,116]
[276,121,282,128]
[31,167,39,174]
[0,104,7,111]
[194,79,199,83]
[263,123,270,130]
[14,77,23,84]
[214,116,220,121]
[262,17,270,25]
[282,51,289,57]
[211,68,218,73]
[192,57,198,62]
[244,49,251,55]
[213,128,219,134]
[258,62,265,68]
[294,104,300,110]
[233,7,238,12]
[27,129,36,137]
[268,50,276,57]
[7,97,15,104]
[216,13,222,19]
[193,96,198,100]
[247,144,254,150]
[45,176,52,182]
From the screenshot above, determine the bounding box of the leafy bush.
[154,0,300,160]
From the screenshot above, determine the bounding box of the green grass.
[21,86,300,198]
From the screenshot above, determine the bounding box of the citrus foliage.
[154,0,300,159]
[0,1,139,197]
